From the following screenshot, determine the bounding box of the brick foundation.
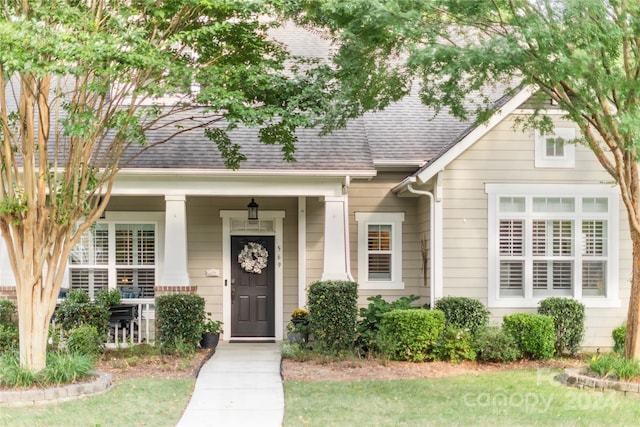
[0,286,17,302]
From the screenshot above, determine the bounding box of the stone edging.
[0,372,113,407]
[556,368,640,396]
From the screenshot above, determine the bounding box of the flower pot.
[200,332,220,349]
[287,332,309,344]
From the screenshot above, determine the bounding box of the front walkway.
[176,342,284,427]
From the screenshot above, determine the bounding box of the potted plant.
[287,308,310,344]
[200,314,224,349]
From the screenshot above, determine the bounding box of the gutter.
[405,180,437,310]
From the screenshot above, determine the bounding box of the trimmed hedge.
[378,309,445,362]
[156,294,206,353]
[308,281,358,353]
[538,297,585,356]
[434,296,489,335]
[356,294,420,354]
[67,324,104,356]
[503,313,555,360]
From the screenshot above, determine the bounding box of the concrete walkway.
[176,342,284,427]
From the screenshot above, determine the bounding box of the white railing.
[106,298,155,348]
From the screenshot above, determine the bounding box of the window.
[487,184,619,308]
[535,127,576,168]
[68,214,160,299]
[355,212,404,289]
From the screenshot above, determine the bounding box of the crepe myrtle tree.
[288,0,640,358]
[0,0,336,370]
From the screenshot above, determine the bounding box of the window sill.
[488,297,621,309]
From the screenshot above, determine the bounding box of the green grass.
[284,370,640,427]
[0,377,195,427]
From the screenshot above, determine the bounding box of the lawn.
[0,377,194,427]
[283,369,640,427]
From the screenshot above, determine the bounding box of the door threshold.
[229,337,276,343]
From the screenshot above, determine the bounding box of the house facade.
[0,22,630,350]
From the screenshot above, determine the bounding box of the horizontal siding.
[440,114,630,349]
[348,173,429,307]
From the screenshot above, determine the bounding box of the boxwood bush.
[503,313,555,360]
[434,296,490,335]
[538,297,585,356]
[378,309,445,362]
[308,281,358,353]
[67,324,104,356]
[156,294,206,354]
[356,294,420,354]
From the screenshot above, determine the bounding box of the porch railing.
[107,298,155,347]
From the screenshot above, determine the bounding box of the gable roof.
[392,85,536,192]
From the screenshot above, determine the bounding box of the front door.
[231,236,275,337]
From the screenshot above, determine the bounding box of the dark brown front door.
[231,236,275,337]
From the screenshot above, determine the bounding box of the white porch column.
[320,196,351,281]
[161,194,190,286]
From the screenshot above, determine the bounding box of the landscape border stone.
[556,368,640,397]
[0,372,113,407]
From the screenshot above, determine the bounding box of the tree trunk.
[16,279,55,372]
[625,231,640,359]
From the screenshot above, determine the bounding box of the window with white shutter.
[356,212,404,289]
[68,217,159,299]
[486,184,619,308]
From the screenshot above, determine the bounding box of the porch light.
[247,198,259,220]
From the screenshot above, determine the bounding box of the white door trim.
[220,210,285,341]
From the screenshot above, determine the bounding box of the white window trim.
[535,127,576,168]
[355,212,404,290]
[66,212,165,295]
[486,184,620,308]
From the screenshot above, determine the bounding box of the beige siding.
[348,173,428,307]
[439,115,630,349]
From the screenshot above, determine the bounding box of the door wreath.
[238,242,269,274]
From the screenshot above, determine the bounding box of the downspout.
[343,176,355,282]
[406,183,436,310]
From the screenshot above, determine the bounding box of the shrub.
[67,325,104,356]
[503,313,555,360]
[156,294,206,354]
[613,325,626,354]
[308,281,358,353]
[473,326,522,363]
[356,295,420,354]
[66,289,91,304]
[0,323,19,353]
[55,299,110,338]
[0,299,17,324]
[94,288,122,308]
[588,353,640,381]
[378,309,445,362]
[434,297,490,335]
[434,326,476,363]
[538,297,585,356]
